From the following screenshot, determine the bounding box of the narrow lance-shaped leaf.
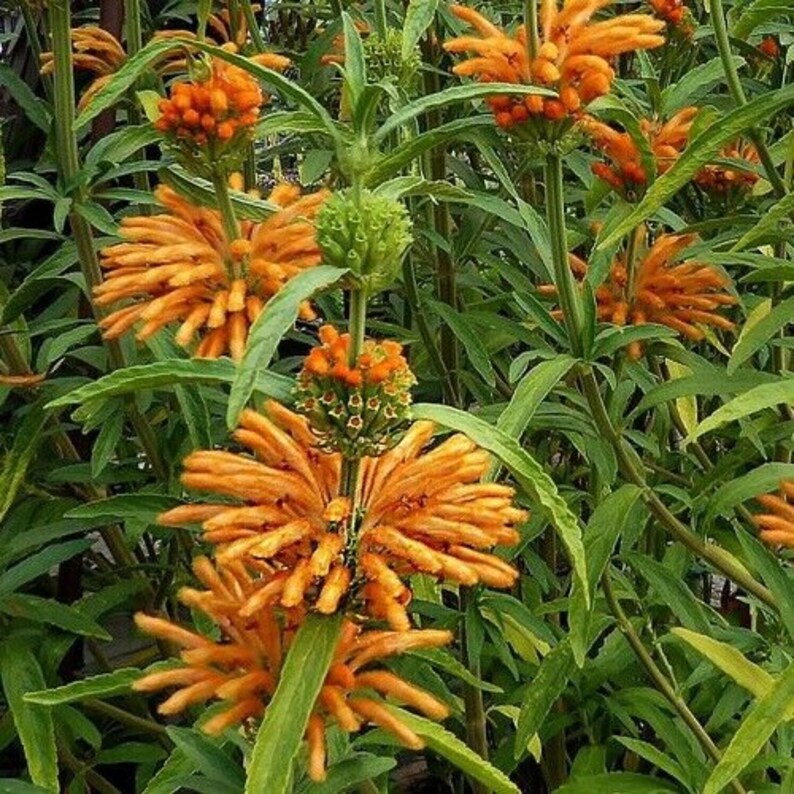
[703,663,794,794]
[0,637,59,792]
[227,266,348,429]
[686,379,794,443]
[245,614,343,794]
[385,706,520,794]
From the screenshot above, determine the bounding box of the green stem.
[708,0,787,198]
[124,0,143,55]
[580,366,775,608]
[545,154,584,356]
[524,0,540,66]
[373,0,388,38]
[212,168,243,277]
[84,699,171,740]
[602,571,747,794]
[241,0,267,52]
[49,0,167,482]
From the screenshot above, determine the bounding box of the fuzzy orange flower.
[443,2,665,129]
[694,140,760,195]
[40,26,126,112]
[133,557,451,780]
[649,0,686,26]
[95,183,327,359]
[751,481,794,548]
[582,108,697,197]
[540,233,737,358]
[160,400,525,629]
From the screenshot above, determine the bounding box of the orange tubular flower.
[443,2,665,129]
[540,233,737,358]
[133,558,451,780]
[649,0,686,26]
[94,183,327,360]
[159,400,526,629]
[582,108,697,197]
[752,481,794,548]
[694,140,760,195]
[40,26,126,111]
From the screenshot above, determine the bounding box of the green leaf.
[25,668,142,705]
[660,58,744,115]
[0,64,51,132]
[703,663,794,794]
[301,754,396,794]
[685,379,794,443]
[375,82,555,142]
[707,463,794,519]
[384,707,520,794]
[728,296,794,374]
[0,402,50,525]
[584,486,643,595]
[412,403,588,606]
[166,727,245,788]
[46,359,293,410]
[0,594,111,640]
[671,628,779,703]
[626,553,713,633]
[402,0,439,60]
[65,494,180,527]
[0,637,58,792]
[599,83,794,249]
[495,355,576,440]
[731,192,794,252]
[341,13,366,107]
[732,0,791,38]
[735,532,794,640]
[0,539,92,599]
[614,738,688,787]
[409,649,502,693]
[429,300,495,386]
[227,266,348,429]
[245,614,343,794]
[515,639,575,758]
[0,782,52,793]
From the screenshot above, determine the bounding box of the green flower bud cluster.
[315,190,413,294]
[363,29,421,90]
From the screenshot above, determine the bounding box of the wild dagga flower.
[133,557,452,780]
[694,140,760,195]
[95,182,327,359]
[296,325,416,457]
[540,233,737,358]
[443,2,665,132]
[155,56,274,157]
[160,395,525,630]
[582,108,697,198]
[751,482,794,548]
[40,26,127,111]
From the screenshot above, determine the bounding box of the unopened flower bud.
[316,190,413,294]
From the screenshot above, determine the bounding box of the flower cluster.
[133,557,452,780]
[540,233,737,358]
[648,0,687,27]
[160,398,525,629]
[694,140,760,195]
[315,190,413,294]
[443,2,665,132]
[95,183,327,359]
[155,58,266,152]
[582,108,697,198]
[752,481,794,548]
[296,325,416,457]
